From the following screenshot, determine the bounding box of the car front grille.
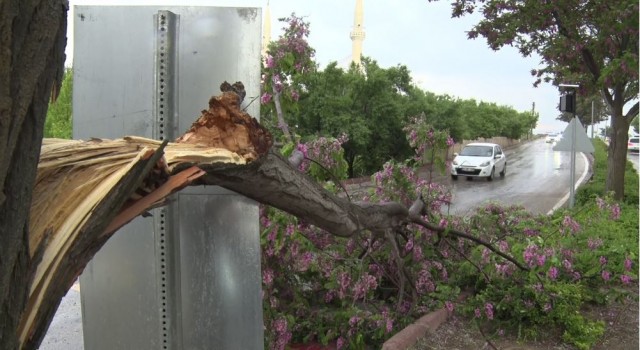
[456,167,481,175]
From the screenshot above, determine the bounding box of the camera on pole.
[560,91,576,113]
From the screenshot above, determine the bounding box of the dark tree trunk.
[605,97,631,201]
[0,0,68,348]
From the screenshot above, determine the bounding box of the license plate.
[462,167,475,171]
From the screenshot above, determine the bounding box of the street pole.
[591,100,594,139]
[559,84,579,209]
[569,108,576,208]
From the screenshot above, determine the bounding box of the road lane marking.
[547,152,589,215]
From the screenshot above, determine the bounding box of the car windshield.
[459,145,493,157]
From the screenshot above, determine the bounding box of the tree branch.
[186,149,408,238]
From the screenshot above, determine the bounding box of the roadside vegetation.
[40,9,637,350]
[258,13,637,350]
[261,117,638,349]
[44,68,73,139]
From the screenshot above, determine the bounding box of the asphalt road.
[40,282,83,349]
[442,138,589,216]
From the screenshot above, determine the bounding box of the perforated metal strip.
[155,10,178,349]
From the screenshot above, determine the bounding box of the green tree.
[434,0,639,200]
[295,59,414,177]
[44,68,72,139]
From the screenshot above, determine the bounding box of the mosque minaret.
[350,0,365,66]
[261,0,272,57]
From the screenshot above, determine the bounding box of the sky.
[66,0,576,134]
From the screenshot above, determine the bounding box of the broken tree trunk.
[18,87,271,348]
[19,86,485,349]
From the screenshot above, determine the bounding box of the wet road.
[442,138,588,216]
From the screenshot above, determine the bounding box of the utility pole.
[531,102,536,139]
[559,84,579,208]
[591,100,594,139]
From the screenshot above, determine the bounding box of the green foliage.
[561,314,605,350]
[456,195,637,349]
[44,68,73,139]
[292,59,535,177]
[576,139,639,205]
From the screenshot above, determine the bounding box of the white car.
[628,137,639,152]
[451,143,507,181]
[545,133,562,143]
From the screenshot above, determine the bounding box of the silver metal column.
[73,6,263,349]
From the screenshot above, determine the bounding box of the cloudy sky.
[66,0,572,133]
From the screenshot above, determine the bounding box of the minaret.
[350,0,365,66]
[262,0,272,57]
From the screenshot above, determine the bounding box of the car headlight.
[479,161,490,167]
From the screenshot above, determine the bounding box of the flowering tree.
[432,0,639,200]
[253,117,637,349]
[261,13,316,143]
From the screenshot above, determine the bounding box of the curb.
[381,308,451,350]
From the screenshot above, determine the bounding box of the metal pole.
[569,113,576,208]
[591,100,594,139]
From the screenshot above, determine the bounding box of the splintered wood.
[176,88,272,161]
[19,85,272,347]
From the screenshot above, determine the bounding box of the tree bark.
[605,96,632,201]
[0,1,68,348]
[272,86,292,143]
[187,150,409,238]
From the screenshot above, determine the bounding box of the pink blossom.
[285,224,295,237]
[588,237,603,250]
[265,54,275,68]
[474,308,482,318]
[290,89,299,101]
[620,274,632,284]
[599,256,607,265]
[624,257,633,271]
[601,270,611,282]
[562,215,581,234]
[485,303,494,320]
[532,283,544,292]
[610,203,621,220]
[445,301,454,312]
[349,316,361,327]
[562,259,573,272]
[263,268,274,285]
[413,245,423,261]
[336,337,345,349]
[543,303,552,313]
[572,271,581,281]
[547,266,559,281]
[385,318,393,333]
[404,239,414,253]
[260,92,272,104]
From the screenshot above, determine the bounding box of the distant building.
[350,0,365,67]
[261,0,271,58]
